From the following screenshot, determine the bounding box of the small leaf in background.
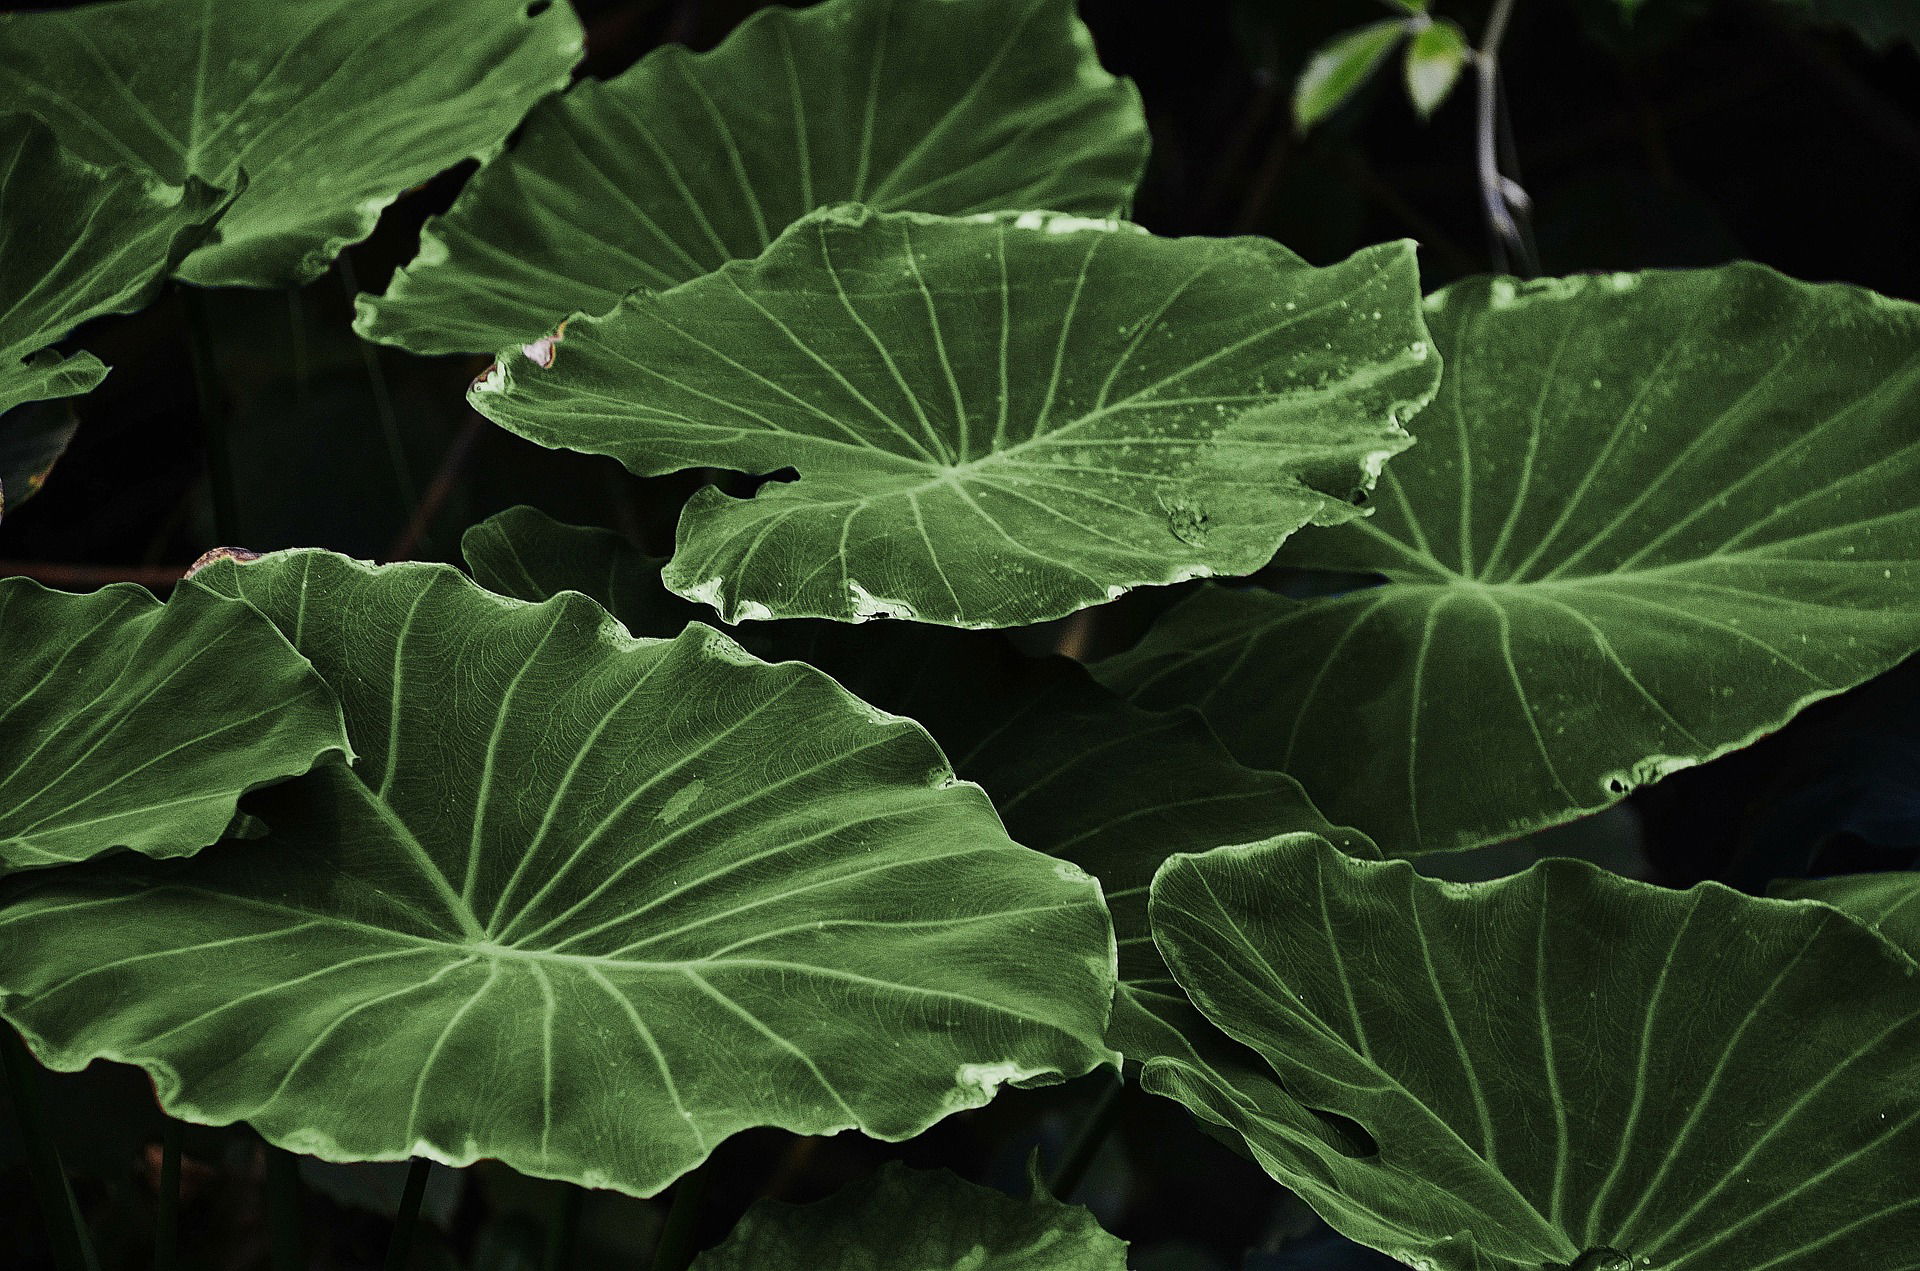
[688,1162,1127,1270]
[0,114,225,418]
[1138,835,1920,1271]
[1099,265,1920,855]
[1293,20,1411,133]
[355,0,1149,356]
[0,0,583,287]
[1403,18,1470,118]
[0,577,349,872]
[0,552,1115,1196]
[470,206,1434,628]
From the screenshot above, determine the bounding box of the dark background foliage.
[3,0,1918,1267]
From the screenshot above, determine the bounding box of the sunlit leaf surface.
[0,0,582,286]
[0,552,1115,1195]
[1140,835,1920,1271]
[470,207,1433,627]
[0,577,347,872]
[356,0,1148,355]
[1101,265,1920,854]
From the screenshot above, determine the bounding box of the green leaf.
[1140,834,1920,1271]
[354,0,1149,357]
[0,0,583,287]
[0,114,224,417]
[688,1162,1127,1270]
[1100,266,1920,854]
[0,577,348,872]
[1772,871,1920,952]
[0,552,1115,1195]
[0,399,79,521]
[1403,18,1469,118]
[1293,20,1410,132]
[469,207,1433,628]
[460,506,1368,1093]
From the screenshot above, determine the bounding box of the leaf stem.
[649,1162,712,1271]
[544,1183,585,1271]
[2,1027,98,1271]
[154,1121,182,1271]
[180,285,241,543]
[1471,0,1535,275]
[264,1145,304,1271]
[337,253,421,517]
[381,1157,434,1271]
[1046,1070,1124,1201]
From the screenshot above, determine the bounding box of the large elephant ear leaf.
[0,552,1115,1195]
[1138,835,1920,1271]
[470,208,1433,628]
[1101,264,1920,854]
[1773,871,1920,953]
[355,0,1149,356]
[0,577,348,873]
[689,1162,1127,1270]
[0,0,583,288]
[0,114,225,419]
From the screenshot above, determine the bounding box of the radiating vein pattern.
[0,114,225,416]
[0,551,1114,1195]
[689,1161,1128,1270]
[470,206,1434,627]
[356,0,1149,355]
[1137,835,1920,1271]
[0,0,582,286]
[1100,264,1920,853]
[0,577,347,872]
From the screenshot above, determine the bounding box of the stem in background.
[2,1027,98,1271]
[1046,1071,1124,1201]
[1471,0,1535,276]
[154,1122,183,1271]
[381,1158,434,1271]
[649,1163,712,1271]
[264,1145,304,1271]
[544,1184,585,1271]
[336,254,421,517]
[180,286,241,543]
[385,411,486,562]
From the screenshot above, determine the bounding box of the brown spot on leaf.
[185,546,264,578]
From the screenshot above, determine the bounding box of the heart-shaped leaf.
[0,114,224,418]
[0,552,1115,1195]
[355,0,1149,356]
[689,1162,1127,1270]
[1140,835,1920,1271]
[1100,265,1920,854]
[0,0,582,287]
[0,576,348,872]
[469,207,1434,628]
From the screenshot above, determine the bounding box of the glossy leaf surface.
[471,208,1433,627]
[0,0,582,287]
[688,1162,1126,1270]
[0,577,347,872]
[356,0,1148,355]
[0,552,1115,1195]
[0,114,223,417]
[1142,835,1920,1271]
[1102,266,1920,854]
